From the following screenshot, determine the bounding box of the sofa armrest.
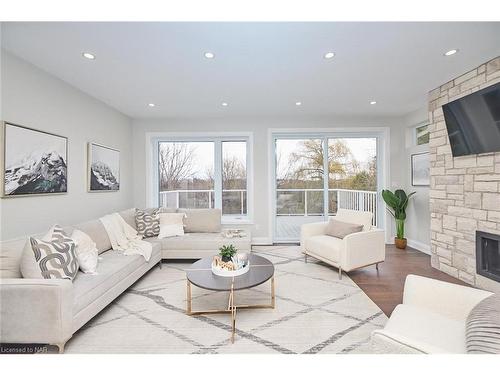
[300,222,328,250]
[0,278,73,345]
[403,274,493,321]
[341,229,385,271]
[371,329,440,354]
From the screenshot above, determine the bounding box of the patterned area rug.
[66,246,387,354]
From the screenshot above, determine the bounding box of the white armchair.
[300,209,385,279]
[371,275,492,353]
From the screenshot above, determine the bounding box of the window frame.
[413,122,430,146]
[150,133,253,224]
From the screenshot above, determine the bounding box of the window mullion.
[214,140,223,210]
[323,137,329,220]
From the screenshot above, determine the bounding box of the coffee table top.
[186,254,274,291]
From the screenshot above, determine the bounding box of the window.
[156,137,250,221]
[415,123,429,145]
[158,141,215,209]
[274,135,378,241]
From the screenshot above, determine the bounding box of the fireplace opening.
[476,231,500,283]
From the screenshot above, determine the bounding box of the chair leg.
[304,253,308,263]
[375,263,379,271]
[338,267,342,280]
[159,260,163,270]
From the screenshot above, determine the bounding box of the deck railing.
[276,188,377,226]
[159,188,377,224]
[159,189,246,215]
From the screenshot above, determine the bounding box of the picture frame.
[1,121,68,198]
[87,142,120,192]
[411,152,430,186]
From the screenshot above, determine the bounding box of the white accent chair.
[300,208,385,279]
[371,274,492,353]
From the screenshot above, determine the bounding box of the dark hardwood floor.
[348,244,467,316]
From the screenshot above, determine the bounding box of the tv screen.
[443,81,500,157]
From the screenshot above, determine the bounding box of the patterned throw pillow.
[135,208,160,238]
[21,225,79,280]
[466,293,500,354]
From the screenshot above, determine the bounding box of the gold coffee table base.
[186,277,275,343]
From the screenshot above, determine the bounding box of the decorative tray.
[211,254,250,277]
[211,263,250,277]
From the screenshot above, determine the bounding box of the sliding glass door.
[273,135,378,242]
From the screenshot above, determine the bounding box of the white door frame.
[268,127,391,243]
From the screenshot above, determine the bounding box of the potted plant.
[219,244,237,262]
[381,189,416,249]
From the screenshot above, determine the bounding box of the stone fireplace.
[429,56,500,292]
[476,231,500,283]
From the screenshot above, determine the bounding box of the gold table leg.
[186,276,276,343]
[186,280,192,315]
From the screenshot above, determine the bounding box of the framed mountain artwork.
[87,142,120,192]
[1,121,68,197]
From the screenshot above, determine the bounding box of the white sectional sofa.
[371,275,493,353]
[0,207,251,352]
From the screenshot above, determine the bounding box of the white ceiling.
[2,22,500,119]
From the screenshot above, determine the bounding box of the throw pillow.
[135,208,160,238]
[325,219,363,239]
[158,212,186,239]
[177,208,222,233]
[71,229,99,274]
[466,293,500,354]
[20,225,79,280]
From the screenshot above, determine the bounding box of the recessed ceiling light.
[148,103,155,107]
[221,102,228,107]
[370,101,377,105]
[204,52,215,59]
[295,101,302,106]
[324,52,335,59]
[82,52,95,60]
[444,49,458,56]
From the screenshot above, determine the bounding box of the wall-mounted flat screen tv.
[443,81,500,157]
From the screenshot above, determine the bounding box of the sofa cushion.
[151,232,250,251]
[466,293,500,353]
[158,212,186,238]
[72,243,161,314]
[21,225,79,280]
[177,209,221,233]
[71,229,99,274]
[73,220,111,254]
[382,304,466,353]
[326,219,363,239]
[335,208,373,231]
[305,235,343,261]
[135,208,160,238]
[119,208,137,230]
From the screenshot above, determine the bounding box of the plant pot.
[221,256,232,262]
[395,237,407,249]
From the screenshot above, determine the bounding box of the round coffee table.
[186,254,275,343]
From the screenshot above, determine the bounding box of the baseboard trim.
[407,239,431,255]
[252,237,273,246]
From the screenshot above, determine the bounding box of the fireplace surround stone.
[429,56,500,292]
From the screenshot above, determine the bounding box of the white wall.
[132,116,406,243]
[400,107,430,253]
[0,51,134,240]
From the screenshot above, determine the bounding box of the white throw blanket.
[99,213,152,262]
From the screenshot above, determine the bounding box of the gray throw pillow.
[325,219,363,239]
[466,293,500,354]
[21,225,79,280]
[135,208,160,238]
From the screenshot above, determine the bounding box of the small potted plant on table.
[219,244,237,262]
[382,189,415,249]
